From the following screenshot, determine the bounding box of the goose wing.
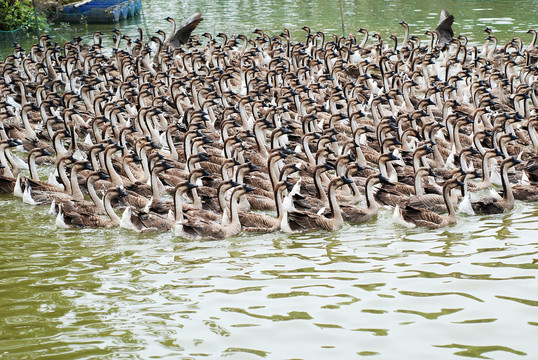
[62,210,111,228]
[375,187,406,207]
[180,217,227,239]
[513,185,538,202]
[436,9,454,45]
[288,211,333,231]
[170,12,203,48]
[471,198,505,214]
[60,199,102,215]
[127,209,169,231]
[404,194,447,212]
[340,205,374,224]
[402,205,444,228]
[26,178,64,193]
[239,211,279,229]
[0,176,16,194]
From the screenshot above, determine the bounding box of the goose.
[0,138,23,193]
[24,160,92,205]
[339,173,385,224]
[121,204,175,233]
[281,176,353,232]
[166,12,204,49]
[26,147,53,182]
[234,162,275,210]
[512,176,538,202]
[57,187,128,228]
[54,171,111,215]
[388,167,454,212]
[238,164,302,232]
[467,149,502,192]
[290,162,336,212]
[471,157,521,214]
[24,154,75,195]
[394,178,462,228]
[175,184,253,240]
[119,161,175,210]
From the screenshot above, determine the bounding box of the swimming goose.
[25,154,74,195]
[0,138,24,193]
[26,147,52,182]
[24,159,91,205]
[175,184,253,239]
[281,176,352,232]
[54,171,111,215]
[395,178,462,228]
[339,173,385,224]
[399,167,459,213]
[471,157,521,214]
[57,187,128,228]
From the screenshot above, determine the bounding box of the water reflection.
[3,0,538,58]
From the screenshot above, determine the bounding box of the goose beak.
[98,171,110,180]
[341,176,354,185]
[379,175,390,184]
[186,182,198,190]
[117,187,128,197]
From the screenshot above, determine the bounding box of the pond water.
[1,0,538,359]
[2,0,538,57]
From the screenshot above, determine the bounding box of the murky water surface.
[2,0,538,358]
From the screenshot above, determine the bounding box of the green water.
[2,0,538,358]
[2,0,538,57]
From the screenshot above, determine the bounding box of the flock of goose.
[1,10,538,239]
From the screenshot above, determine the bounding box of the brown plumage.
[396,178,461,229]
[471,157,520,214]
[340,174,384,224]
[282,177,352,232]
[57,187,127,228]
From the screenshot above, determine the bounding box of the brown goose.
[175,184,253,240]
[56,187,128,228]
[238,165,302,232]
[281,176,352,232]
[393,167,455,213]
[471,157,520,214]
[339,174,385,224]
[0,138,23,193]
[23,158,88,206]
[54,171,111,215]
[394,178,462,228]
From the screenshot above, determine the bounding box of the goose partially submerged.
[57,187,128,228]
[394,178,462,229]
[471,157,520,214]
[281,176,353,232]
[175,184,253,239]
